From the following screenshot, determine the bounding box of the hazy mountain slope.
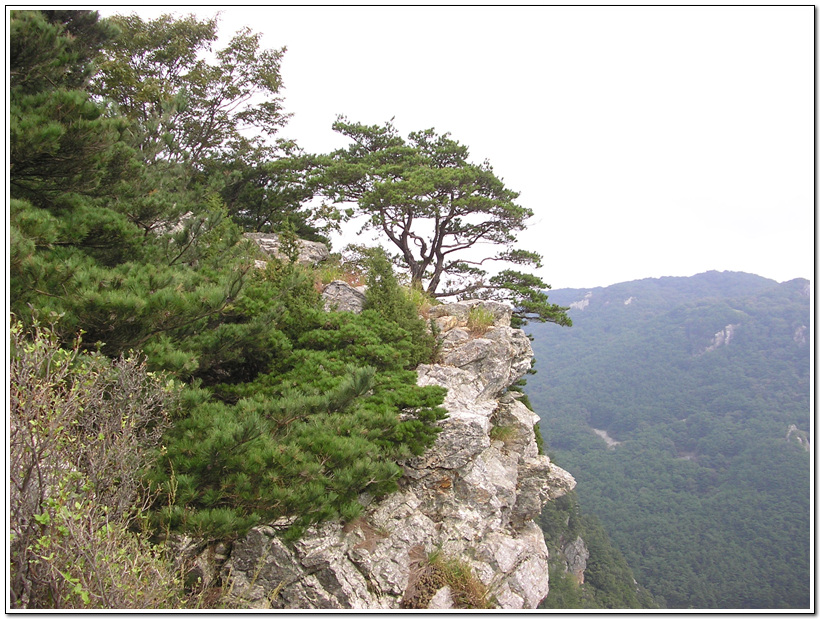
[525,271,810,608]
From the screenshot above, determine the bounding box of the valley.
[526,271,811,609]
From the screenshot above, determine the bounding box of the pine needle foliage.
[148,258,446,539]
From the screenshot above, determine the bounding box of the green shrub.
[467,305,495,336]
[147,255,447,540]
[403,285,437,318]
[315,253,367,288]
[533,422,546,455]
[9,317,182,608]
[363,248,437,366]
[489,424,518,444]
[19,485,186,609]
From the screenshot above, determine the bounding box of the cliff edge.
[218,296,576,609]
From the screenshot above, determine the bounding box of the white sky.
[100,5,814,290]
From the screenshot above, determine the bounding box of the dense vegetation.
[7,10,442,607]
[9,10,577,609]
[538,492,657,609]
[526,271,811,609]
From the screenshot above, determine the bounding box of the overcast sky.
[102,5,813,290]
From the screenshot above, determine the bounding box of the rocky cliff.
[186,293,575,609]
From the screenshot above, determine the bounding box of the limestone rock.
[428,299,512,329]
[434,315,460,333]
[152,211,194,237]
[220,298,575,609]
[244,232,329,266]
[441,326,533,399]
[562,536,590,584]
[494,396,542,459]
[166,534,228,591]
[427,586,454,609]
[321,280,367,313]
[438,327,471,353]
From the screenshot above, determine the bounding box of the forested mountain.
[525,271,811,609]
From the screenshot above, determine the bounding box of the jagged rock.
[434,315,460,333]
[699,323,739,355]
[441,326,533,400]
[220,299,575,609]
[428,302,471,324]
[152,211,195,236]
[494,395,541,459]
[429,299,512,330]
[786,424,810,451]
[562,537,590,584]
[439,327,471,352]
[166,534,230,591]
[322,280,367,313]
[244,232,329,266]
[427,586,454,609]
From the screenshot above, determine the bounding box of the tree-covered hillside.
[525,271,811,609]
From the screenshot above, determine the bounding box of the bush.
[403,285,437,319]
[363,248,437,367]
[9,317,181,608]
[467,305,495,336]
[489,424,518,444]
[147,254,447,540]
[314,252,367,288]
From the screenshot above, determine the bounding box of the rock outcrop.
[561,536,590,584]
[245,232,329,266]
[218,300,575,609]
[321,280,367,313]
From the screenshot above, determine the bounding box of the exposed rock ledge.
[213,299,575,609]
[245,232,329,266]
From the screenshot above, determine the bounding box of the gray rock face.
[152,211,195,236]
[562,537,590,584]
[245,232,329,266]
[429,299,512,328]
[220,299,576,609]
[440,327,533,400]
[321,280,367,314]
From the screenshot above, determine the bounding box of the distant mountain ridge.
[524,270,811,609]
[545,270,808,309]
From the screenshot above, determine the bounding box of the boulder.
[428,299,512,330]
[322,280,367,313]
[441,327,533,399]
[562,537,590,584]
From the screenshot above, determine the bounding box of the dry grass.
[466,306,495,336]
[401,547,495,609]
[489,424,518,445]
[343,517,389,553]
[315,256,367,289]
[403,286,436,319]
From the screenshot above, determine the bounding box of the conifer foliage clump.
[147,255,447,540]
